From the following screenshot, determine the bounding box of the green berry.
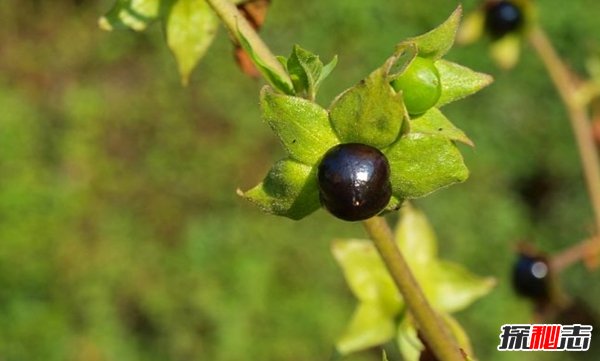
[391,56,441,115]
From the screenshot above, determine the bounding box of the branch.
[363,217,465,361]
[528,27,600,236]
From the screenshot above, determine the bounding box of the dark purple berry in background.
[512,253,551,302]
[318,143,392,221]
[485,1,523,39]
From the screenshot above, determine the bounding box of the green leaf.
[385,133,469,199]
[287,45,322,98]
[336,303,397,355]
[238,30,295,95]
[393,205,495,312]
[329,67,405,148]
[260,87,339,165]
[435,59,493,107]
[395,204,438,267]
[397,314,475,361]
[286,45,338,99]
[166,0,219,85]
[240,158,320,220]
[99,0,161,31]
[396,317,421,361]
[411,108,473,146]
[426,261,496,313]
[331,239,402,312]
[318,55,338,88]
[404,6,462,59]
[489,33,521,70]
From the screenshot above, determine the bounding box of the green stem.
[363,217,465,361]
[205,0,291,86]
[528,27,600,235]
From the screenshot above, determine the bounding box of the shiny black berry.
[485,1,523,39]
[512,253,550,302]
[317,143,392,221]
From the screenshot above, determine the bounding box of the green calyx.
[240,6,493,221]
[333,204,496,357]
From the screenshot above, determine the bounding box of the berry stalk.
[363,216,465,361]
[528,27,600,238]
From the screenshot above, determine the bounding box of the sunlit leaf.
[394,204,438,267]
[260,87,339,165]
[336,303,397,355]
[99,0,161,31]
[427,261,496,313]
[397,314,475,361]
[329,67,405,148]
[404,6,462,59]
[286,45,338,100]
[241,158,320,220]
[435,60,493,108]
[396,317,422,361]
[489,34,521,69]
[166,0,219,85]
[385,134,469,199]
[331,239,402,311]
[238,30,295,94]
[411,108,474,146]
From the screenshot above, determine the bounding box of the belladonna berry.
[485,1,524,39]
[512,253,551,302]
[390,56,441,116]
[317,143,392,221]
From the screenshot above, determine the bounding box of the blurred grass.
[1,0,600,360]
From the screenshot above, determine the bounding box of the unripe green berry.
[390,56,441,115]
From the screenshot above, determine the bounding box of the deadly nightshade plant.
[99,1,495,360]
[240,8,492,221]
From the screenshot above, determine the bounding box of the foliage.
[332,204,495,358]
[241,8,492,220]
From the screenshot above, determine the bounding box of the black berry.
[485,1,523,39]
[512,253,550,302]
[317,143,392,221]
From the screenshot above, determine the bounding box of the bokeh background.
[1,0,600,360]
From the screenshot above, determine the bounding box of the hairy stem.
[363,217,465,361]
[528,27,600,235]
[205,0,291,85]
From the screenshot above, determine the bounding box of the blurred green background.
[1,0,600,360]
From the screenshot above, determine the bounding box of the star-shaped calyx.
[240,6,493,221]
[332,204,496,359]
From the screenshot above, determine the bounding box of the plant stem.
[205,0,291,85]
[363,217,465,361]
[528,27,600,235]
[550,235,600,272]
